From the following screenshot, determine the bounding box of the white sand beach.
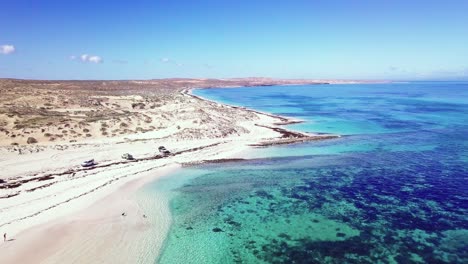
[0,79,338,263]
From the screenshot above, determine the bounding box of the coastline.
[184,88,340,146]
[0,84,338,263]
[0,164,180,264]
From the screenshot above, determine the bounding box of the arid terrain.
[0,78,350,147]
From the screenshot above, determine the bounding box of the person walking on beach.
[3,233,6,242]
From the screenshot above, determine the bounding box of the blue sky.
[1,0,468,80]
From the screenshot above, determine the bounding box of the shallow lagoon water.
[152,82,468,263]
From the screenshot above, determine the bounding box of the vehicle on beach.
[81,159,96,167]
[158,146,171,156]
[121,153,134,160]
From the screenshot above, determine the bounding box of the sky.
[1,0,468,80]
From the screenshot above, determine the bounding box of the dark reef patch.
[159,83,468,263]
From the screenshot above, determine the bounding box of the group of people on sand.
[2,211,150,244]
[121,212,147,218]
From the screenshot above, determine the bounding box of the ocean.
[144,82,468,263]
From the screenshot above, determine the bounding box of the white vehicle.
[122,153,134,160]
[81,159,96,167]
[158,146,171,156]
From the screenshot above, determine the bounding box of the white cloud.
[160,57,186,67]
[69,55,76,60]
[88,56,102,63]
[0,44,15,54]
[161,57,185,66]
[78,54,103,63]
[80,54,89,61]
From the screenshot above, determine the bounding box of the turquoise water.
[154,82,468,263]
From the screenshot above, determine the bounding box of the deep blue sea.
[150,82,468,263]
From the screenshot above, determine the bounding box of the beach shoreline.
[184,88,340,146]
[0,164,180,264]
[0,81,339,263]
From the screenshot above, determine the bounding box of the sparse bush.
[85,134,92,137]
[131,102,146,109]
[83,128,90,133]
[27,137,38,144]
[44,133,52,137]
[120,122,128,128]
[11,142,19,145]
